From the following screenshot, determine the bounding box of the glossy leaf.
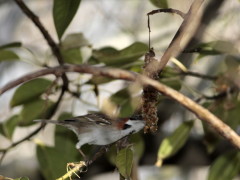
[1,115,19,139]
[92,42,148,66]
[62,48,82,64]
[208,151,240,180]
[0,50,19,62]
[10,78,52,107]
[116,147,133,178]
[19,99,54,126]
[149,0,168,8]
[61,33,90,50]
[0,42,22,49]
[156,121,194,166]
[53,0,81,39]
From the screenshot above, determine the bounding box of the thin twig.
[0,64,239,149]
[157,0,204,72]
[147,8,186,19]
[13,0,69,87]
[179,70,217,80]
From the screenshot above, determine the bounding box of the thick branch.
[0,65,240,149]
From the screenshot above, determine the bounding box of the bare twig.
[13,0,69,87]
[147,8,186,18]
[0,64,239,149]
[157,0,204,72]
[179,70,217,80]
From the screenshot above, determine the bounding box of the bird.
[35,112,145,156]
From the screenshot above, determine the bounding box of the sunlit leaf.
[149,0,168,8]
[156,120,194,166]
[0,50,19,62]
[61,48,82,64]
[92,42,148,66]
[19,99,54,126]
[53,0,81,39]
[10,78,52,107]
[116,147,133,178]
[61,33,90,50]
[208,151,240,180]
[0,42,22,49]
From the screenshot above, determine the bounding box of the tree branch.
[0,64,240,149]
[13,0,69,87]
[157,0,204,72]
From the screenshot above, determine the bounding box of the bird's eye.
[123,124,131,130]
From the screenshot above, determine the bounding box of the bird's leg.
[78,148,88,162]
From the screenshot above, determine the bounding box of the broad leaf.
[156,120,194,166]
[0,50,19,62]
[19,99,54,126]
[10,78,52,107]
[149,0,168,8]
[208,151,240,180]
[195,41,238,60]
[110,88,140,118]
[53,0,81,40]
[61,33,90,50]
[87,76,114,85]
[61,48,82,64]
[36,112,80,180]
[1,115,19,139]
[0,42,22,49]
[116,147,133,178]
[92,42,148,66]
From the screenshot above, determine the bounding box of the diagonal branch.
[13,0,68,87]
[0,64,240,149]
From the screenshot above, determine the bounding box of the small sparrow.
[35,113,145,151]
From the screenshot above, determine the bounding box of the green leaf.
[156,120,194,166]
[88,76,114,85]
[195,41,238,60]
[1,115,19,139]
[208,151,240,180]
[53,0,81,40]
[37,112,80,180]
[129,134,145,161]
[0,42,22,49]
[92,42,148,66]
[160,78,181,91]
[19,99,54,126]
[13,177,29,180]
[0,50,19,62]
[149,0,168,8]
[61,48,82,64]
[110,88,139,118]
[116,147,133,178]
[61,33,90,50]
[10,78,52,107]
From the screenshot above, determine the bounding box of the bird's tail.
[34,119,66,126]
